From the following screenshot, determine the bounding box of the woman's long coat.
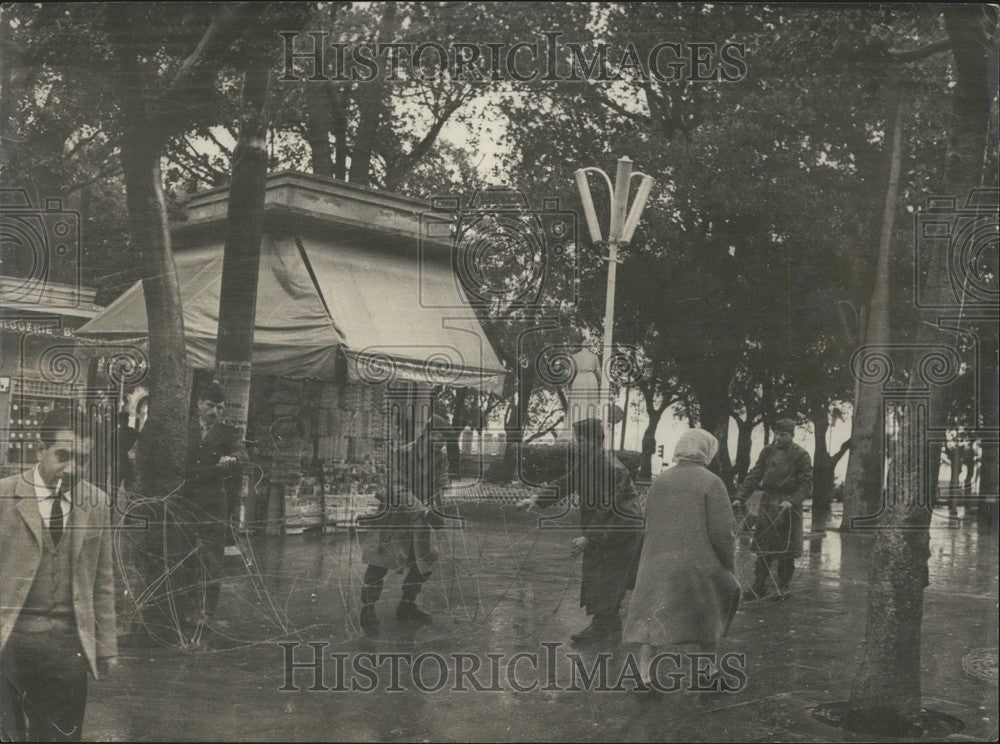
[622,461,740,647]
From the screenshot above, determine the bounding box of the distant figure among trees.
[734,418,813,600]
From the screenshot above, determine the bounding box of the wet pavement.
[88,502,998,742]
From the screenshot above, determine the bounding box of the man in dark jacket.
[519,418,644,645]
[114,411,138,493]
[358,414,450,637]
[182,381,248,628]
[734,418,812,600]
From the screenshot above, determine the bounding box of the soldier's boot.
[570,613,619,645]
[743,556,772,600]
[360,604,380,637]
[395,600,432,626]
[776,556,795,598]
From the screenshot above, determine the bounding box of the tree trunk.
[216,62,269,403]
[215,62,270,532]
[944,447,961,511]
[619,385,630,450]
[497,400,522,484]
[639,387,665,480]
[446,387,470,475]
[347,2,397,186]
[305,84,334,177]
[331,87,348,181]
[113,65,188,503]
[980,439,999,534]
[846,403,933,731]
[734,418,754,484]
[640,418,659,479]
[487,367,536,484]
[847,7,992,727]
[977,327,999,533]
[929,442,944,509]
[812,406,834,515]
[842,84,906,531]
[0,16,20,174]
[693,373,734,491]
[113,42,192,645]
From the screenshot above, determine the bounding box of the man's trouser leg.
[401,565,429,603]
[362,564,388,606]
[200,524,226,618]
[0,624,89,742]
[777,555,796,589]
[751,555,772,595]
[593,610,621,630]
[592,591,624,629]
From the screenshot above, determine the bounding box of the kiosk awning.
[77,234,506,394]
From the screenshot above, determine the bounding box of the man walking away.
[0,408,118,741]
[518,418,644,646]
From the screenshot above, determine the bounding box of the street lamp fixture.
[573,156,655,443]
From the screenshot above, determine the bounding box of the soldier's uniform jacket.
[736,440,812,557]
[540,452,644,544]
[360,436,449,576]
[538,451,644,616]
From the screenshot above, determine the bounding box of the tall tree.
[841,84,907,530]
[102,3,267,495]
[846,5,995,729]
[214,37,273,539]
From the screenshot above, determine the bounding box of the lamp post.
[574,156,655,445]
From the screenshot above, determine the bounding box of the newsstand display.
[249,377,390,534]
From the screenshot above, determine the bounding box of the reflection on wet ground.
[90,502,998,742]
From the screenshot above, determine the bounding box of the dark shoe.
[570,620,600,643]
[360,605,380,637]
[742,587,766,601]
[570,619,618,646]
[395,601,431,626]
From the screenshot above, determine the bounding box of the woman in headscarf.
[622,428,740,693]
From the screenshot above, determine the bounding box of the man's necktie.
[49,487,64,546]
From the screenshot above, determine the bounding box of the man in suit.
[0,408,118,741]
[181,381,248,631]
